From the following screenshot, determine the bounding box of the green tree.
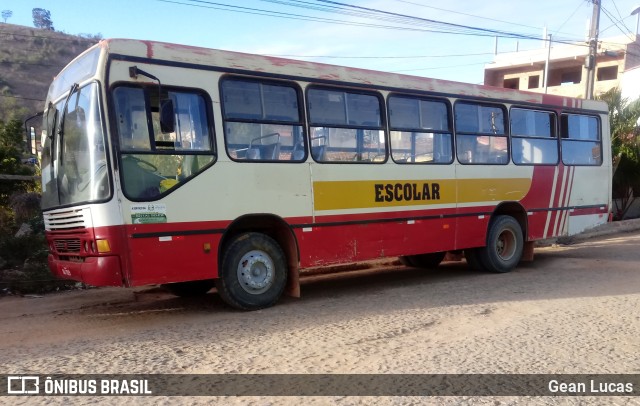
[1,10,12,23]
[0,119,36,206]
[32,8,54,30]
[597,88,640,161]
[597,87,640,219]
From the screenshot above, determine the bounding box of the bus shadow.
[280,237,640,314]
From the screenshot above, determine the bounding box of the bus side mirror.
[160,99,175,133]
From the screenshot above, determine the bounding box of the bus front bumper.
[48,255,124,286]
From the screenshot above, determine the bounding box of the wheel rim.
[495,228,517,261]
[236,250,275,295]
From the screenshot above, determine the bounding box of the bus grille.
[54,239,82,253]
[44,208,90,231]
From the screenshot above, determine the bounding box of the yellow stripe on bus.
[313,178,532,211]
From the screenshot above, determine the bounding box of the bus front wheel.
[216,232,287,310]
[478,215,523,273]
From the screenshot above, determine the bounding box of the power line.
[164,0,559,42]
[306,0,556,40]
[156,0,480,35]
[609,0,627,25]
[552,0,587,38]
[600,4,635,41]
[388,0,573,36]
[391,61,491,73]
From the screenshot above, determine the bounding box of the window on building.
[597,66,618,81]
[560,113,601,166]
[561,69,582,85]
[455,102,508,164]
[528,75,540,89]
[307,87,386,163]
[503,78,519,89]
[388,95,452,164]
[510,108,558,165]
[548,67,582,86]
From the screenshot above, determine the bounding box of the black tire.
[216,232,287,310]
[464,248,488,271]
[400,252,446,269]
[477,215,523,273]
[162,279,215,297]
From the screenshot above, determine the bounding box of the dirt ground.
[2,231,640,405]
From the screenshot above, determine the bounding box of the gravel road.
[2,231,640,405]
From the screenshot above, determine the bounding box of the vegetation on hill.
[0,118,68,294]
[0,22,98,294]
[0,22,99,123]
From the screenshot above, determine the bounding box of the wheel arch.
[490,201,528,242]
[219,214,301,297]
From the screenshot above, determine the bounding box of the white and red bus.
[40,39,611,309]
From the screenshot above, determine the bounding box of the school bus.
[40,39,611,309]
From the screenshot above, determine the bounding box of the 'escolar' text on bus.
[374,183,441,202]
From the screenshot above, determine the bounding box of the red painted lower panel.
[296,216,458,268]
[44,201,608,287]
[126,232,221,286]
[45,223,222,288]
[48,254,123,286]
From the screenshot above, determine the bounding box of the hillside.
[0,23,99,123]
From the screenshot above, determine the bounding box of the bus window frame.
[219,75,307,163]
[559,112,603,167]
[306,85,388,164]
[509,106,560,166]
[110,82,217,202]
[387,92,454,165]
[453,100,510,166]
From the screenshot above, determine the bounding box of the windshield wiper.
[57,83,79,140]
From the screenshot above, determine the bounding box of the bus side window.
[560,114,601,166]
[510,108,558,165]
[454,101,508,165]
[307,88,386,163]
[388,95,452,165]
[221,78,305,162]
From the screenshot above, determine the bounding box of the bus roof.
[98,38,607,112]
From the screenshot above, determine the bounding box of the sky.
[2,0,640,84]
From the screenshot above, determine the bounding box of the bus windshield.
[41,82,109,210]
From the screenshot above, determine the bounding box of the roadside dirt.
[2,232,640,405]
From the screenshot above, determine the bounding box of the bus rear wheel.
[400,252,446,269]
[478,215,523,273]
[216,232,287,310]
[162,279,215,297]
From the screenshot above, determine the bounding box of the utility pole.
[544,34,552,94]
[585,0,601,99]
